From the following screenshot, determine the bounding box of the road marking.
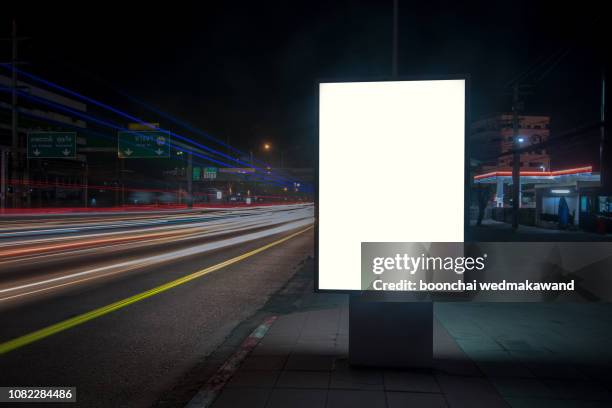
[0,226,312,355]
[185,316,277,408]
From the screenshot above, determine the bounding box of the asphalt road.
[0,204,315,407]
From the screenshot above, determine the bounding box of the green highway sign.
[193,167,201,181]
[27,132,77,159]
[203,167,217,180]
[117,131,170,158]
[192,167,217,181]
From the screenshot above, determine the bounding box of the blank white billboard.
[318,79,466,291]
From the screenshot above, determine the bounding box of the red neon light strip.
[474,166,593,180]
[0,202,312,215]
[5,179,293,199]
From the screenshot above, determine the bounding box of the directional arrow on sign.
[124,148,133,156]
[62,149,70,156]
[155,148,164,155]
[33,149,41,156]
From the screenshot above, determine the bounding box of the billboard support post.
[349,294,433,368]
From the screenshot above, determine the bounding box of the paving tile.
[387,391,448,408]
[330,368,384,390]
[505,397,612,408]
[456,338,504,353]
[543,379,612,401]
[251,343,294,356]
[332,357,352,371]
[476,360,534,378]
[298,334,338,342]
[523,362,585,380]
[293,340,338,355]
[240,355,287,370]
[436,374,509,408]
[491,377,554,398]
[326,389,387,408]
[507,349,555,363]
[383,370,440,393]
[226,370,279,388]
[466,350,514,363]
[276,371,330,388]
[266,388,327,408]
[257,335,299,348]
[434,358,483,377]
[434,319,483,377]
[273,317,307,327]
[285,354,336,371]
[496,339,537,351]
[211,387,270,408]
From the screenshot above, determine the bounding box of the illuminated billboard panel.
[318,79,466,291]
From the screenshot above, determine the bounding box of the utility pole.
[11,20,18,158]
[120,159,125,206]
[187,151,193,208]
[1,20,28,209]
[114,159,120,206]
[11,20,20,209]
[392,0,399,78]
[84,162,88,207]
[511,83,522,230]
[600,68,608,189]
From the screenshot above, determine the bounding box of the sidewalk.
[196,261,612,408]
[467,219,612,242]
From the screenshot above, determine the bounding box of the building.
[471,114,551,173]
[474,166,600,229]
[470,114,612,233]
[471,114,553,209]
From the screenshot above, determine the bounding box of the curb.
[184,316,277,408]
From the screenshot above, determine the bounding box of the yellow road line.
[0,226,313,355]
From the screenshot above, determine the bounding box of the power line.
[0,87,293,189]
[29,56,271,168]
[0,64,305,188]
[504,46,572,88]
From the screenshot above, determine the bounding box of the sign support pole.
[84,162,88,208]
[121,159,125,207]
[187,152,193,208]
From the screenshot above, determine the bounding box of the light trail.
[0,210,308,262]
[0,204,314,304]
[0,204,307,236]
[0,210,309,267]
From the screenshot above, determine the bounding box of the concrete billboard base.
[349,294,433,368]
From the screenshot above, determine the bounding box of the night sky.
[4,1,608,167]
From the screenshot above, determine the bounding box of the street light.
[517,137,525,143]
[263,143,271,151]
